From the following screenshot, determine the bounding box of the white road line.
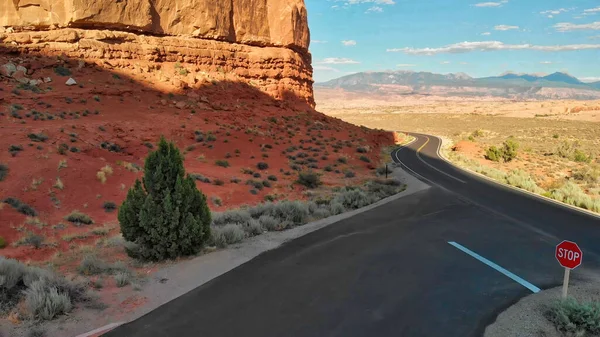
[393,136,465,185]
[448,241,541,293]
[415,136,466,184]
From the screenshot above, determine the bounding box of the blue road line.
[448,241,541,293]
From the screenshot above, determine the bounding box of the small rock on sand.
[65,77,77,86]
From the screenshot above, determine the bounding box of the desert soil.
[316,88,600,210]
[0,52,399,333]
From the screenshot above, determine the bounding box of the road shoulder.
[35,168,429,337]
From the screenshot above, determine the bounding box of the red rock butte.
[0,0,314,105]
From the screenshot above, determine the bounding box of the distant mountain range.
[316,71,600,99]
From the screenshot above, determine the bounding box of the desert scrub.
[103,201,117,212]
[215,160,230,168]
[297,171,322,188]
[53,66,71,76]
[65,210,94,225]
[9,144,24,156]
[0,163,8,181]
[96,165,113,184]
[211,224,245,248]
[14,232,45,249]
[257,162,269,170]
[0,257,91,320]
[27,133,48,142]
[547,181,600,212]
[546,298,600,336]
[485,139,519,162]
[504,170,545,194]
[3,197,37,216]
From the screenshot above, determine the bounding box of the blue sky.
[305,0,600,82]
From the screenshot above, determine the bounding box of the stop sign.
[556,240,583,269]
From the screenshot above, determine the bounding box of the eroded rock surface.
[0,0,313,104]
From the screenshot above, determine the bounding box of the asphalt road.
[105,133,600,337]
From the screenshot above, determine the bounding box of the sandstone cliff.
[0,0,313,104]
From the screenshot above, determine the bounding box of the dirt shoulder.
[485,280,600,337]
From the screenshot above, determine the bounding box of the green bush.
[0,237,5,249]
[0,163,8,181]
[546,298,600,336]
[485,139,519,162]
[215,160,230,168]
[297,171,322,188]
[27,133,48,142]
[574,149,592,163]
[103,201,117,212]
[65,210,94,225]
[257,162,269,170]
[53,66,71,76]
[4,197,37,216]
[118,137,212,261]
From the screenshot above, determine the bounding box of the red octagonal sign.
[556,240,583,269]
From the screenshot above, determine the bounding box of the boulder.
[65,78,77,86]
[1,63,17,77]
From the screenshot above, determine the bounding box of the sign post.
[555,240,583,299]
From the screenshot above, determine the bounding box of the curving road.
[104,133,600,337]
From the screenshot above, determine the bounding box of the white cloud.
[387,41,600,55]
[316,58,360,64]
[481,32,491,36]
[396,64,417,67]
[440,61,451,64]
[590,35,600,39]
[313,66,340,72]
[494,25,519,31]
[473,1,508,8]
[460,62,469,65]
[312,40,328,44]
[580,76,600,83]
[541,8,569,16]
[540,61,553,64]
[366,6,383,13]
[341,40,357,46]
[555,22,600,31]
[584,7,600,13]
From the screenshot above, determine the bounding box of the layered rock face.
[0,0,313,104]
